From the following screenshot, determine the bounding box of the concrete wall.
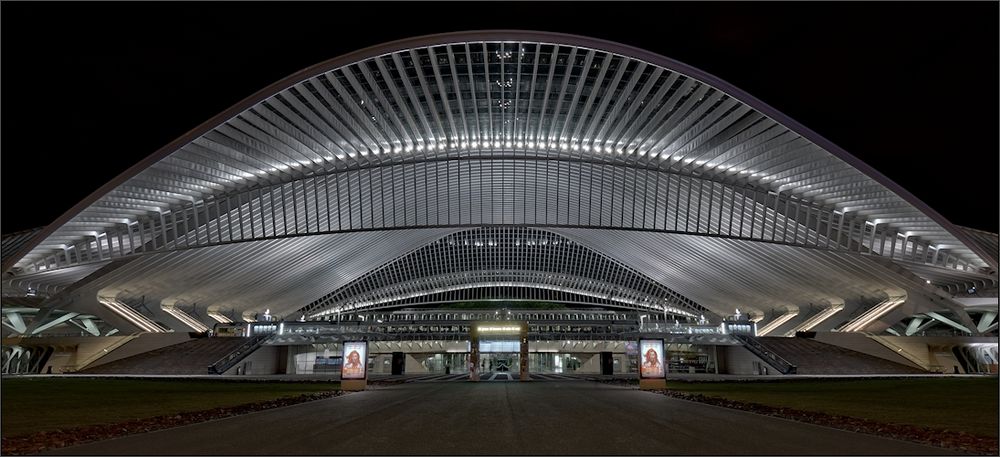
[223,345,280,375]
[404,354,430,374]
[4,334,192,373]
[41,351,75,374]
[6,336,112,373]
[811,332,923,369]
[284,346,298,374]
[866,334,998,373]
[3,333,195,373]
[38,336,133,372]
[719,345,776,375]
[575,353,600,374]
[371,353,393,374]
[929,350,964,374]
[84,332,194,370]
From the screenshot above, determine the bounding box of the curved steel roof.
[3,31,995,333]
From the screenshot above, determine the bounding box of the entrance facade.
[469,322,529,381]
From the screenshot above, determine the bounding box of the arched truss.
[299,227,712,319]
[2,31,995,334]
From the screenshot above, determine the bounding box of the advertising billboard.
[639,339,665,379]
[341,341,368,380]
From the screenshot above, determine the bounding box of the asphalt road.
[46,381,954,455]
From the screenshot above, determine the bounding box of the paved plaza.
[47,381,953,455]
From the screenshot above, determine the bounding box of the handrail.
[207,335,270,374]
[734,334,798,375]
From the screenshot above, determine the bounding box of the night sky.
[2,2,997,235]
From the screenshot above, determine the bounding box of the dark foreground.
[46,381,956,455]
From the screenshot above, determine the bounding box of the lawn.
[668,377,999,438]
[1,377,340,437]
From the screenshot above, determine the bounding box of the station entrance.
[479,353,519,373]
[470,322,528,381]
[246,315,750,377]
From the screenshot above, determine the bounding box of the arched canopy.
[3,31,995,335]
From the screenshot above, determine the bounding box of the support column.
[978,312,997,333]
[469,326,480,381]
[905,317,925,336]
[520,325,529,381]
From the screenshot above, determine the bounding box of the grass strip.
[1,377,341,437]
[1,389,347,455]
[598,377,997,454]
[657,389,997,455]
[665,378,998,438]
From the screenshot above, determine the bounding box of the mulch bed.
[638,384,996,455]
[1,390,349,455]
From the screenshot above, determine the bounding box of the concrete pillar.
[520,326,530,381]
[469,328,480,381]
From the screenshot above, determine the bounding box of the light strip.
[161,305,209,333]
[207,310,233,324]
[839,297,906,332]
[784,304,845,336]
[756,310,800,336]
[97,297,164,333]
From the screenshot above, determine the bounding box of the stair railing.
[733,334,798,374]
[207,334,270,375]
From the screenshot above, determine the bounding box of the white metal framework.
[1,31,995,336]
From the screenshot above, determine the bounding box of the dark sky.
[2,2,997,235]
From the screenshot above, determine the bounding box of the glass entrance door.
[474,324,525,380]
[480,353,519,372]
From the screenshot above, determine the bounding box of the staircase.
[81,337,252,375]
[752,336,927,375]
[733,334,797,374]
[208,334,270,374]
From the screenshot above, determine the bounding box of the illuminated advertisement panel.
[639,339,665,379]
[341,341,368,380]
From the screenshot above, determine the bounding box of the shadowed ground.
[46,381,955,455]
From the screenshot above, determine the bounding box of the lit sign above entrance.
[476,325,522,333]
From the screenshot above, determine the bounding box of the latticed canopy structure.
[2,31,996,338]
